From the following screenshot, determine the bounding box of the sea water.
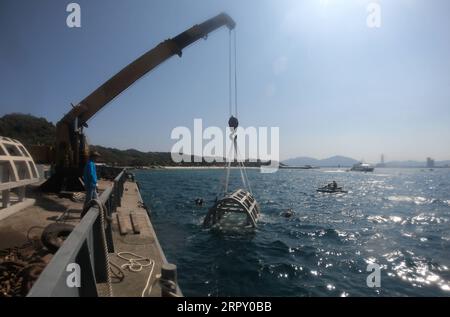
[136,168,450,296]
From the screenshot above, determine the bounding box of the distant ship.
[279,164,319,170]
[350,162,374,172]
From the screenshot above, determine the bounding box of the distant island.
[1,113,449,169]
[283,156,450,168]
[283,156,358,168]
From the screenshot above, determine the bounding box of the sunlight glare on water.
[137,168,450,296]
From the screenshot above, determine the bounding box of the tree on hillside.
[0,113,55,145]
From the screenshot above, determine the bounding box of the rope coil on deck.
[111,251,158,297]
[111,251,181,297]
[116,251,153,272]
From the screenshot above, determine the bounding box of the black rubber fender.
[41,223,75,253]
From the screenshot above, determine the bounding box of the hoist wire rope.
[220,29,253,197]
[234,30,238,118]
[229,30,233,117]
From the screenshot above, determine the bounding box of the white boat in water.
[350,162,374,172]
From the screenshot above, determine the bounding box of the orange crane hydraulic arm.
[61,12,236,127]
[41,13,235,192]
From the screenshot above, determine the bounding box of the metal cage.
[203,189,260,228]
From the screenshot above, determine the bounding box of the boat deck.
[0,177,175,297]
[97,181,170,297]
[0,181,104,250]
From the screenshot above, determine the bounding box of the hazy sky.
[1,0,449,162]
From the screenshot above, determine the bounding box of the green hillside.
[0,113,56,146]
[0,113,268,167]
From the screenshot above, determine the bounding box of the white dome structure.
[0,136,39,209]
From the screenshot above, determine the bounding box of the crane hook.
[228,116,239,129]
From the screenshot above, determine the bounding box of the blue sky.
[1,0,449,162]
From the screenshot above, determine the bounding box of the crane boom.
[41,13,236,192]
[62,13,235,126]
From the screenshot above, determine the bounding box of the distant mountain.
[283,155,358,167]
[284,156,450,168]
[320,155,359,167]
[0,113,269,167]
[4,113,448,169]
[91,146,269,167]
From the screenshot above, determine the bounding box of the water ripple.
[137,168,450,296]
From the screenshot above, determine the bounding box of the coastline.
[134,166,262,170]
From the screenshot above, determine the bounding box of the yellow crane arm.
[61,13,235,127]
[42,13,235,192]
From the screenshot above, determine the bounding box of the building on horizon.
[426,157,435,168]
[376,154,386,168]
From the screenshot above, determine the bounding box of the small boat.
[317,187,347,194]
[350,162,374,172]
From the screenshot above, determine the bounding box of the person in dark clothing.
[327,181,338,189]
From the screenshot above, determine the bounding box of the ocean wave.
[367,180,384,184]
[258,240,291,257]
[367,215,406,225]
[389,216,403,223]
[367,212,448,225]
[386,195,435,205]
[314,228,340,239]
[288,245,318,259]
[367,215,389,223]
[383,250,450,292]
[321,170,346,173]
[409,213,448,225]
[261,263,308,279]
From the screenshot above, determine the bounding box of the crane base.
[40,169,85,193]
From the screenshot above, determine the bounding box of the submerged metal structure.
[203,189,260,228]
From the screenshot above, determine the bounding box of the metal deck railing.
[27,169,127,297]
